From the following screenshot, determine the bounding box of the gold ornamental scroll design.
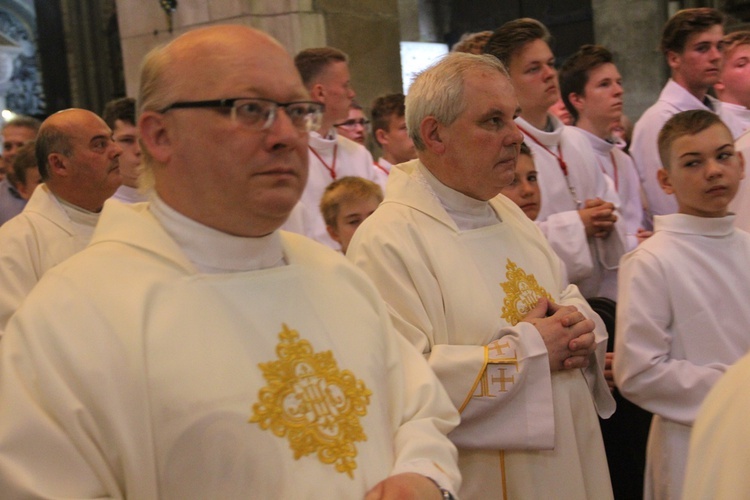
[249,324,372,478]
[500,259,552,326]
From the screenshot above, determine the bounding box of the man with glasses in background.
[334,100,370,146]
[0,25,461,499]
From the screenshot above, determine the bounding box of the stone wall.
[115,0,403,121]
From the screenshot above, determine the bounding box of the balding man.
[348,52,614,499]
[0,26,460,499]
[0,108,121,331]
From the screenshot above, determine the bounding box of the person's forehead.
[726,43,750,60]
[513,39,553,64]
[2,125,35,141]
[672,123,731,155]
[113,119,137,134]
[463,69,517,104]
[686,25,723,45]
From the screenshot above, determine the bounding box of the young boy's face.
[658,123,744,218]
[500,153,541,220]
[327,195,380,253]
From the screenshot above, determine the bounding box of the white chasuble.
[348,160,615,500]
[0,201,460,499]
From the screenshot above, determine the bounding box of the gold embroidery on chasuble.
[500,259,552,326]
[249,324,372,478]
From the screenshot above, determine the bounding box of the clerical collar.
[149,195,286,273]
[55,195,100,228]
[416,162,500,230]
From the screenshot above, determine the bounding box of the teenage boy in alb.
[485,18,627,300]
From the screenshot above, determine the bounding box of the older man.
[0,109,121,331]
[348,52,615,499]
[0,26,460,499]
[0,115,40,222]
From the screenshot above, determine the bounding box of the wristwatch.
[427,477,456,500]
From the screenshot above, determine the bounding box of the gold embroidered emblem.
[500,259,552,325]
[249,324,372,478]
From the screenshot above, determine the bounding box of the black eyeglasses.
[159,98,324,132]
[334,118,371,129]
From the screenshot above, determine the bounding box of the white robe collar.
[516,114,565,151]
[149,195,285,273]
[654,212,736,237]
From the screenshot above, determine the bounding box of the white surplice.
[0,183,99,332]
[683,350,750,499]
[631,80,745,224]
[300,131,377,249]
[516,115,627,299]
[0,197,461,499]
[373,157,392,192]
[729,129,750,232]
[348,160,614,500]
[614,213,750,500]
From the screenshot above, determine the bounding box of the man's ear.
[139,111,171,164]
[657,167,674,195]
[375,128,388,147]
[310,83,325,103]
[47,153,68,178]
[666,50,681,71]
[568,92,585,114]
[420,116,445,154]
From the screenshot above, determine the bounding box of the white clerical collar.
[416,162,499,230]
[55,195,101,227]
[654,212,736,237]
[576,127,617,156]
[516,114,564,151]
[376,157,393,172]
[149,195,286,273]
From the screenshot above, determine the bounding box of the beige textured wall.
[115,0,403,124]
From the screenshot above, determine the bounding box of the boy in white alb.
[294,48,378,249]
[370,93,417,191]
[631,8,744,224]
[485,18,627,300]
[714,31,750,135]
[614,110,750,500]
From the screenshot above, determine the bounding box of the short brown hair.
[660,8,724,55]
[102,97,136,129]
[371,93,405,146]
[294,47,348,88]
[657,109,728,169]
[320,176,383,229]
[559,45,614,121]
[484,18,552,69]
[452,31,493,54]
[12,140,37,185]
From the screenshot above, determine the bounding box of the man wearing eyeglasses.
[0,25,461,499]
[294,47,379,250]
[335,101,370,146]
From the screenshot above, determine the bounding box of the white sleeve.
[613,249,726,425]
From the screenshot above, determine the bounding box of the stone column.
[592,0,669,122]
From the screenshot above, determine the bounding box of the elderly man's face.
[65,112,123,201]
[150,28,310,236]
[435,69,523,201]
